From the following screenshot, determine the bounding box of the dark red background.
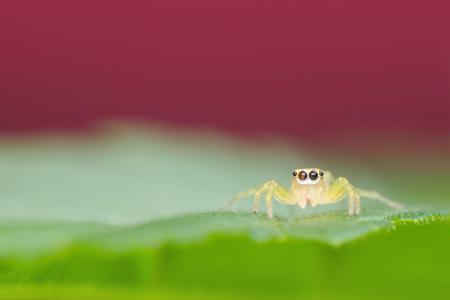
[1,0,449,140]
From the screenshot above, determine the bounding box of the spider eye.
[319,171,324,177]
[309,170,318,180]
[292,171,298,177]
[298,170,308,180]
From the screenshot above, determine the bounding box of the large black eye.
[309,170,318,180]
[292,170,298,177]
[298,170,308,180]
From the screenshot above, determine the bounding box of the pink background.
[1,0,449,140]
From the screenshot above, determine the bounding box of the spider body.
[228,168,402,218]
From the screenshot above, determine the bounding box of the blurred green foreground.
[0,124,449,299]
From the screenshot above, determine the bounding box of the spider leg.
[265,191,274,218]
[252,190,262,214]
[226,188,257,209]
[357,188,403,209]
[227,180,295,218]
[325,177,361,215]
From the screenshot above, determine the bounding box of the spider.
[227,168,403,218]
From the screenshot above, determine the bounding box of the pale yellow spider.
[228,168,403,218]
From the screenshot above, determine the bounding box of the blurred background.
[1,0,449,140]
[0,0,449,299]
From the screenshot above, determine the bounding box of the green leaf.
[0,124,449,299]
[0,210,446,257]
[89,210,449,249]
[0,216,449,300]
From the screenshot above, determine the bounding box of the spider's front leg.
[227,180,295,218]
[325,177,361,215]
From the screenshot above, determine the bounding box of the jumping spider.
[227,168,403,218]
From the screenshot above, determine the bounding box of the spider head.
[292,168,324,185]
